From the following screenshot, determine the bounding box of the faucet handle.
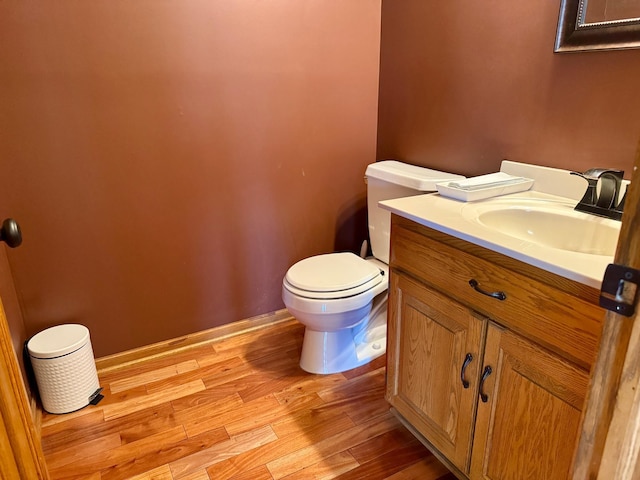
[570,168,624,181]
[597,172,623,209]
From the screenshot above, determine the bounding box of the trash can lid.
[27,324,90,359]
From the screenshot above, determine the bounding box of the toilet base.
[299,310,387,374]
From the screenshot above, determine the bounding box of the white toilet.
[282,160,464,374]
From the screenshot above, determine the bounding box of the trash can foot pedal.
[89,387,104,405]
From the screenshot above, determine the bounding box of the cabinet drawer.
[391,223,603,368]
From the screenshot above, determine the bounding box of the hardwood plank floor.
[41,317,456,480]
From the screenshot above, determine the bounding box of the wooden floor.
[40,317,456,480]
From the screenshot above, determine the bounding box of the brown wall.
[3,1,639,359]
[377,1,640,178]
[0,1,381,357]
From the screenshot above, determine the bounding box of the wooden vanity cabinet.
[386,272,486,471]
[385,215,603,479]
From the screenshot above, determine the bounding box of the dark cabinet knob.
[1,218,22,248]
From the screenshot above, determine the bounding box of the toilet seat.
[284,252,384,300]
[282,253,388,317]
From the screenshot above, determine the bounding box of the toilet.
[282,160,464,374]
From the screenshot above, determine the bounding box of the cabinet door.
[386,272,487,472]
[470,323,588,480]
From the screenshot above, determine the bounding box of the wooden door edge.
[572,137,640,479]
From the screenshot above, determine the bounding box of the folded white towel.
[448,172,527,191]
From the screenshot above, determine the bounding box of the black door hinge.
[600,264,640,317]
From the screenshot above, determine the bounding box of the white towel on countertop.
[447,172,529,191]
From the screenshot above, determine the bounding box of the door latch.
[600,264,640,317]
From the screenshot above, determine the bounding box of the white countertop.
[379,162,621,289]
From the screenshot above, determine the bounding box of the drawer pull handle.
[479,365,493,403]
[469,279,506,301]
[460,353,473,389]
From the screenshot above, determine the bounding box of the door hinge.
[600,264,640,317]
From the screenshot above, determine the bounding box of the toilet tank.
[364,161,464,264]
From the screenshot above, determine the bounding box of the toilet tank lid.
[365,160,465,191]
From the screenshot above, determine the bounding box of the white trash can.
[27,324,102,414]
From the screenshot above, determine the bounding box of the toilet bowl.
[282,252,389,374]
[282,161,465,374]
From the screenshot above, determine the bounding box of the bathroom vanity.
[380,162,617,479]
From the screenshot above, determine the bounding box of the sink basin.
[465,201,621,256]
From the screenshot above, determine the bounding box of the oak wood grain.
[471,324,588,479]
[388,212,600,479]
[0,289,50,478]
[41,317,456,480]
[386,272,486,474]
[391,219,604,369]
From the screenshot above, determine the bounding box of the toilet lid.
[285,252,382,294]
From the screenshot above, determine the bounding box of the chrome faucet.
[570,168,626,221]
